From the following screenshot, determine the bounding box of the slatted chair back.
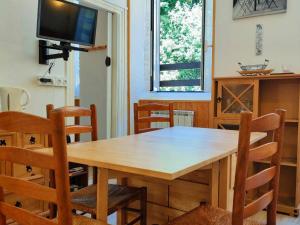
[46,104,98,145]
[134,103,174,134]
[0,111,72,225]
[232,109,286,225]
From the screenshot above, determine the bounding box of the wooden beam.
[85,45,107,52]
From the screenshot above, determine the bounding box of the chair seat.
[8,215,109,225]
[168,206,265,225]
[73,215,109,225]
[71,184,142,215]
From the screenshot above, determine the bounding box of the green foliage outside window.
[159,0,203,91]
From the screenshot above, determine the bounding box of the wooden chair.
[168,109,286,225]
[134,103,174,134]
[47,104,147,225]
[0,111,108,225]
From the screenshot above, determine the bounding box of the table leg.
[97,168,109,222]
[219,156,230,210]
[117,177,128,225]
[210,162,219,207]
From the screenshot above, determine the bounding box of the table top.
[38,127,266,180]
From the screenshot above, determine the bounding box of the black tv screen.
[37,0,98,46]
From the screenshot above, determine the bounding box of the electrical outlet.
[37,76,68,87]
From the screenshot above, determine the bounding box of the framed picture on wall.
[233,0,287,20]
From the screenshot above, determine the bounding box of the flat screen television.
[37,0,98,46]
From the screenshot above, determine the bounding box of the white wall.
[0,0,67,116]
[130,0,148,105]
[215,0,300,77]
[104,0,126,8]
[82,0,127,9]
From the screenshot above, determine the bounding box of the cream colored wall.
[0,0,68,116]
[215,0,300,77]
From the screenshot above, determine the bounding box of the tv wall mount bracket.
[39,40,88,65]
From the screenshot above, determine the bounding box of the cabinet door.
[217,80,258,118]
[213,118,240,130]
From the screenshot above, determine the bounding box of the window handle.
[204,43,213,52]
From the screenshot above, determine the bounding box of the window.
[151,0,206,92]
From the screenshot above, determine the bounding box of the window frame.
[150,0,207,92]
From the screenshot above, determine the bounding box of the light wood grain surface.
[37,127,266,180]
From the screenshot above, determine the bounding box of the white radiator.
[151,110,195,128]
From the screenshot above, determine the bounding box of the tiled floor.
[107,211,300,225]
[251,211,300,225]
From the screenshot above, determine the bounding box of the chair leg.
[91,213,97,219]
[121,207,128,225]
[140,187,147,225]
[49,170,57,219]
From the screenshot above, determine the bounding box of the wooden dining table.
[37,126,266,224]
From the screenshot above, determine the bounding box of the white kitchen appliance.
[0,87,31,111]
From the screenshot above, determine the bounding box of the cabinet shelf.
[254,157,297,168]
[276,196,297,216]
[278,196,296,207]
[286,119,299,123]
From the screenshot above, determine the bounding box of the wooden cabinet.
[213,75,300,216]
[0,131,47,215]
[213,118,240,130]
[216,79,259,118]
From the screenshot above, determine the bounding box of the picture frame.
[233,0,287,20]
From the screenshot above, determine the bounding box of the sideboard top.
[215,74,300,81]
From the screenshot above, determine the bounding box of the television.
[37,0,98,46]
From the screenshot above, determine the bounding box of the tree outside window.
[153,0,205,92]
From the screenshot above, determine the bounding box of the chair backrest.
[134,103,174,134]
[46,104,98,145]
[232,109,286,225]
[0,111,72,225]
[47,104,99,187]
